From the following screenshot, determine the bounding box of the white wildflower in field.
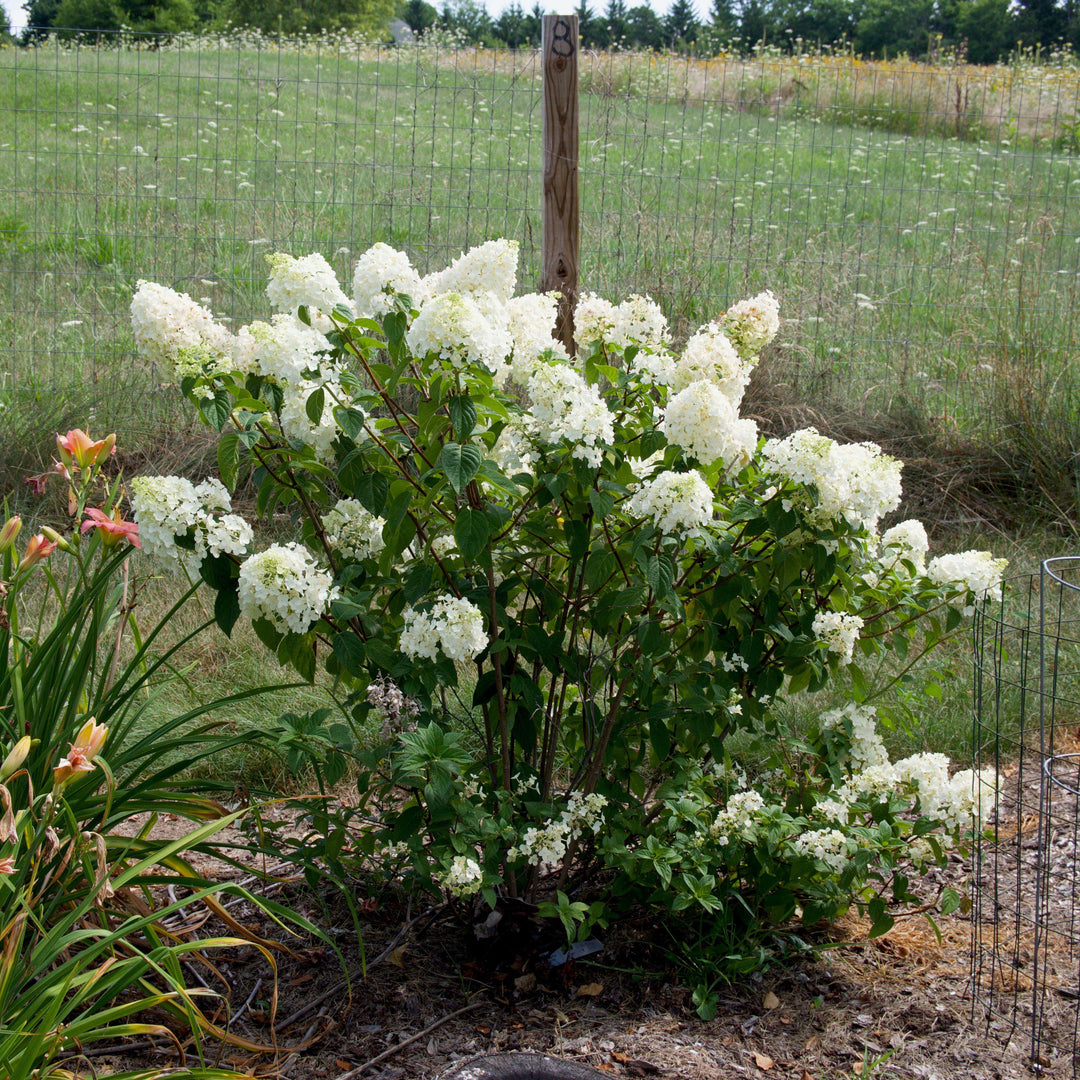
[237,542,336,634]
[527,362,614,467]
[672,322,751,404]
[352,242,426,318]
[719,289,780,359]
[406,292,512,373]
[791,828,852,873]
[660,378,758,474]
[628,469,714,535]
[812,610,865,665]
[237,315,331,386]
[400,595,487,663]
[427,238,519,303]
[265,251,350,317]
[927,550,1008,613]
[322,498,386,561]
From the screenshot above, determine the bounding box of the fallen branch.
[332,1002,485,1079]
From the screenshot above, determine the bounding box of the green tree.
[576,0,606,46]
[400,0,437,33]
[736,0,771,46]
[626,1,663,46]
[494,1,532,45]
[664,0,699,44]
[854,0,933,56]
[439,0,492,41]
[1014,0,1065,47]
[604,0,628,45]
[955,0,1014,61]
[21,0,62,39]
[224,0,395,34]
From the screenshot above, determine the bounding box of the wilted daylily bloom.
[16,533,58,574]
[0,856,14,876]
[56,429,116,472]
[81,507,141,549]
[53,718,108,788]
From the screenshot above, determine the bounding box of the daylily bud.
[0,516,20,554]
[0,736,31,783]
[16,534,58,574]
[40,526,72,553]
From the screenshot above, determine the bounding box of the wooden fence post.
[541,13,579,356]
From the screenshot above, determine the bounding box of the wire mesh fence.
[3,34,1080,436]
[972,559,1080,1077]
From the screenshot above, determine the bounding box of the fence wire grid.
[973,559,1080,1076]
[3,35,1080,435]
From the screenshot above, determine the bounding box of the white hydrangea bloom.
[238,315,332,386]
[820,703,890,772]
[505,292,567,384]
[491,415,538,477]
[195,477,231,514]
[406,292,512,373]
[927,550,1008,614]
[131,280,234,379]
[879,519,929,575]
[352,242,426,318]
[660,379,758,474]
[574,292,618,349]
[628,469,714,535]
[791,828,852,873]
[237,542,336,634]
[322,498,386,561]
[893,752,951,811]
[760,428,902,532]
[265,251,350,318]
[508,793,607,867]
[200,513,253,560]
[279,378,349,461]
[719,290,780,359]
[527,362,615,467]
[710,789,767,841]
[812,610,865,666]
[612,294,670,350]
[672,323,751,404]
[130,475,201,563]
[400,594,487,663]
[441,854,484,897]
[427,239,519,304]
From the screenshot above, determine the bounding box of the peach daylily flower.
[53,718,108,788]
[81,507,141,549]
[56,429,116,472]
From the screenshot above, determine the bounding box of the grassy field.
[2,38,1080,447]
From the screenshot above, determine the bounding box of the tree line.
[9,0,1080,65]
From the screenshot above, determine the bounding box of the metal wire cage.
[972,558,1080,1075]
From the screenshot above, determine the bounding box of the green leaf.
[199,552,235,591]
[440,442,482,495]
[447,394,477,440]
[589,489,615,519]
[305,386,326,424]
[455,507,493,563]
[199,391,231,431]
[214,583,240,637]
[940,887,961,916]
[334,405,366,439]
[332,632,366,676]
[217,432,240,490]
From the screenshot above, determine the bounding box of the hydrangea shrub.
[129,239,1003,967]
